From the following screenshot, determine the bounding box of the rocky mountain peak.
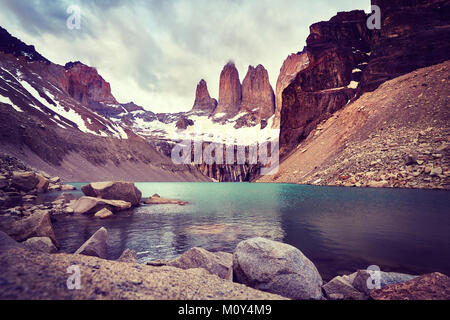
[62,61,118,106]
[0,26,49,63]
[273,51,310,128]
[241,64,275,121]
[192,79,217,113]
[214,61,242,117]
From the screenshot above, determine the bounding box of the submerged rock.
[74,227,108,259]
[81,181,142,207]
[144,195,189,205]
[147,247,233,280]
[232,237,323,300]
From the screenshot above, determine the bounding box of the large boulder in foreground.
[81,181,142,206]
[74,227,108,259]
[232,237,323,300]
[0,211,58,247]
[370,272,450,300]
[71,196,131,215]
[147,247,233,280]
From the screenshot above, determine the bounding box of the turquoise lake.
[51,182,450,280]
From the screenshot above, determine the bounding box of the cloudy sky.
[0,0,369,113]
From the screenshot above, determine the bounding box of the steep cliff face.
[279,10,370,156]
[61,61,121,116]
[241,65,275,121]
[214,62,242,117]
[358,0,450,93]
[192,79,217,113]
[274,51,309,128]
[278,1,450,158]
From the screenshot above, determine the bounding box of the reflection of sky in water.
[54,183,450,281]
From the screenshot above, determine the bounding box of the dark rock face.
[121,102,144,113]
[0,26,49,63]
[279,10,370,156]
[241,65,275,121]
[274,51,309,128]
[214,62,242,116]
[359,0,450,94]
[192,79,217,113]
[176,118,194,130]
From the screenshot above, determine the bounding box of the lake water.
[52,182,450,281]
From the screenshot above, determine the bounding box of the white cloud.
[0,0,368,113]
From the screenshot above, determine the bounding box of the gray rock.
[322,274,367,300]
[232,237,323,300]
[148,247,233,280]
[352,270,418,295]
[71,196,131,214]
[74,227,108,259]
[0,210,58,247]
[11,171,39,192]
[60,184,76,191]
[94,208,114,219]
[117,248,138,263]
[35,173,49,193]
[22,237,57,253]
[81,181,142,207]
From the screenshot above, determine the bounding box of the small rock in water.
[74,227,108,259]
[94,208,114,219]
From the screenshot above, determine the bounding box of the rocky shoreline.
[0,155,449,300]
